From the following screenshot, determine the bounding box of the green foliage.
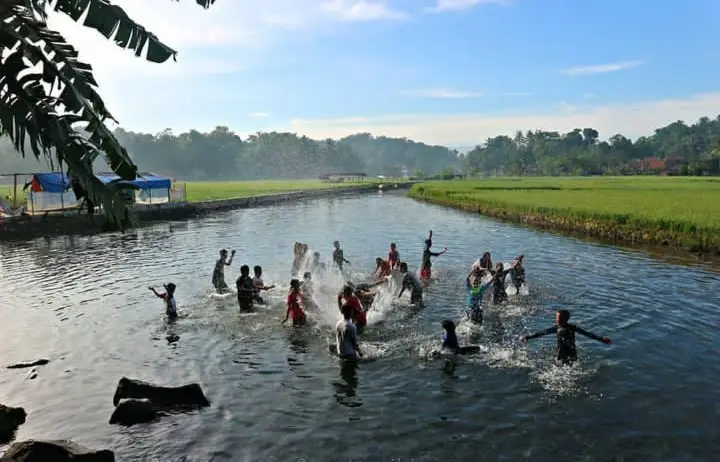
[110,127,459,180]
[465,118,720,176]
[0,0,215,227]
[409,177,720,253]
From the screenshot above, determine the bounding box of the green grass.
[409,176,720,253]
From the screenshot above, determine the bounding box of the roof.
[31,172,171,193]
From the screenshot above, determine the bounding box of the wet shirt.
[236,275,255,300]
[492,269,512,299]
[466,280,490,309]
[376,260,391,278]
[212,259,225,282]
[510,265,525,285]
[388,249,400,268]
[287,292,305,320]
[421,249,442,269]
[336,319,358,358]
[530,324,604,360]
[442,331,460,352]
[163,294,177,316]
[340,295,366,326]
[333,248,345,267]
[402,272,422,293]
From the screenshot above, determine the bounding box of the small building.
[319,172,367,183]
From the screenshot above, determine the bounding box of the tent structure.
[30,172,72,193]
[95,172,172,189]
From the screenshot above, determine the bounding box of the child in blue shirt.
[466,270,491,324]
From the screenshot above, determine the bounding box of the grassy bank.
[183,179,381,202]
[408,177,720,255]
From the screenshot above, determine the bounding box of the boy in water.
[148,283,178,320]
[397,262,423,307]
[466,270,492,324]
[472,252,493,273]
[212,249,235,292]
[441,320,461,353]
[522,309,612,364]
[333,240,351,271]
[252,265,275,305]
[490,261,519,305]
[337,285,367,333]
[509,254,525,291]
[282,279,307,326]
[374,257,392,279]
[420,230,447,282]
[388,243,400,270]
[236,265,255,312]
[310,251,326,275]
[336,304,363,360]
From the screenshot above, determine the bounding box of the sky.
[49,0,720,149]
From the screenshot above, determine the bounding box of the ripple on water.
[1,193,719,461]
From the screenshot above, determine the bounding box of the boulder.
[0,440,114,462]
[0,404,26,444]
[112,377,210,409]
[108,399,157,426]
[6,359,49,370]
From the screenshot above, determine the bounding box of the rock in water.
[0,440,114,462]
[109,399,157,426]
[0,404,26,444]
[6,359,49,370]
[112,377,210,409]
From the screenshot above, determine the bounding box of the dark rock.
[112,377,210,409]
[6,359,49,370]
[109,399,157,426]
[25,369,37,381]
[0,439,114,462]
[0,404,26,444]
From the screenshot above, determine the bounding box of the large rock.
[112,377,210,409]
[0,440,114,462]
[6,359,49,370]
[0,404,26,444]
[108,399,157,426]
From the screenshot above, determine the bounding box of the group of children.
[149,233,612,365]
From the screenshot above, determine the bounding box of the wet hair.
[557,309,570,324]
[165,283,176,292]
[240,265,250,274]
[341,303,354,318]
[399,262,408,272]
[290,279,300,289]
[390,242,396,248]
[303,272,311,279]
[313,251,320,258]
[424,239,432,248]
[343,285,353,297]
[441,320,455,331]
[376,257,383,264]
[253,265,262,274]
[334,240,340,247]
[220,249,228,255]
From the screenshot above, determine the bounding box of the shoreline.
[407,188,720,268]
[0,182,412,241]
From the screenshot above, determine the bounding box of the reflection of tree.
[332,360,362,408]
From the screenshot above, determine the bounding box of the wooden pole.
[12,174,17,208]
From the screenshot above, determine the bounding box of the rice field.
[181,179,379,202]
[408,176,720,253]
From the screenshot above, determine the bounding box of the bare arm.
[148,287,164,299]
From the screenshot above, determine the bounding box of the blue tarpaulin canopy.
[31,172,172,193]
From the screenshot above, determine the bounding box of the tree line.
[463,115,720,176]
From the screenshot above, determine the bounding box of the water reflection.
[333,360,362,408]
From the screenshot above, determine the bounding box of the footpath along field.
[408,176,720,255]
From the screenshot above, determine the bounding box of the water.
[1,192,719,461]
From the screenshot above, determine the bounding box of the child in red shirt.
[282,279,307,326]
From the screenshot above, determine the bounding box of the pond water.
[1,191,719,462]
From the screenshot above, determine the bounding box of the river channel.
[1,191,719,461]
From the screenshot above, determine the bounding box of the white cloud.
[425,0,507,13]
[250,112,270,118]
[286,92,720,146]
[322,0,409,21]
[560,60,645,76]
[400,88,482,98]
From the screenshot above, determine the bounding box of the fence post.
[12,173,17,208]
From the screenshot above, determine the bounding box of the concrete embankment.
[0,183,411,241]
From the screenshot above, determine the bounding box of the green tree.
[0,0,216,226]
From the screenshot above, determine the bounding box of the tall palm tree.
[0,0,216,227]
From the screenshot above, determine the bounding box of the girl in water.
[282,279,307,327]
[149,283,177,320]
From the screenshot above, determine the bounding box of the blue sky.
[51,0,720,148]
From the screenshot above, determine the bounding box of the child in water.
[509,255,525,291]
[336,304,363,360]
[282,279,307,326]
[236,265,255,312]
[252,265,275,305]
[337,285,367,333]
[522,309,612,364]
[440,320,461,354]
[148,283,177,320]
[420,230,447,282]
[333,240,351,271]
[490,261,519,305]
[398,261,423,307]
[466,270,492,324]
[388,243,400,270]
[212,249,235,292]
[374,257,392,279]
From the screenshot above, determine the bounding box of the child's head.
[424,238,432,249]
[334,240,340,248]
[341,303,354,319]
[290,279,300,291]
[376,257,383,266]
[220,249,228,258]
[495,263,504,272]
[441,319,456,332]
[482,252,491,261]
[253,265,262,276]
[293,242,301,253]
[303,272,311,281]
[556,309,570,326]
[164,283,176,294]
[240,265,250,275]
[390,242,396,250]
[399,262,408,273]
[301,244,309,254]
[343,285,353,297]
[313,251,320,260]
